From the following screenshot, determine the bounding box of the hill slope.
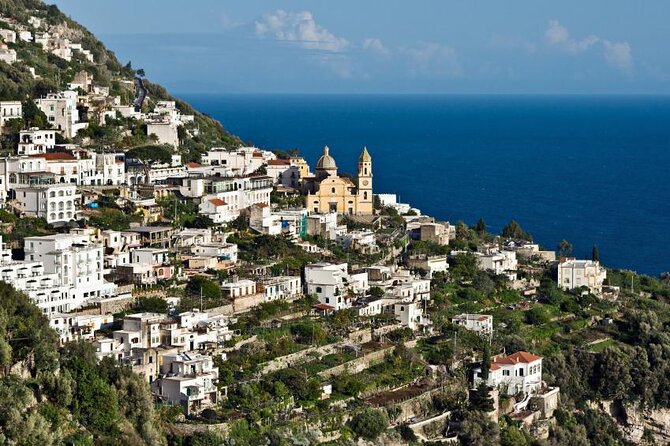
[0,0,241,160]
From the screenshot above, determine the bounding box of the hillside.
[0,0,241,161]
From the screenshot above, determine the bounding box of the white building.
[407,254,448,278]
[0,101,22,131]
[474,351,543,396]
[155,351,219,415]
[201,147,275,175]
[146,122,179,147]
[14,183,80,224]
[17,128,55,155]
[221,279,257,299]
[0,45,16,64]
[24,233,116,310]
[452,314,493,337]
[198,175,273,223]
[260,276,302,302]
[305,263,358,311]
[557,259,607,294]
[35,91,88,138]
[266,159,301,188]
[49,313,114,345]
[477,250,518,281]
[0,29,16,44]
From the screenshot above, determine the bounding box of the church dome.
[316,146,337,171]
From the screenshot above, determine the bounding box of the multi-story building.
[17,128,56,155]
[198,175,273,223]
[24,233,116,309]
[305,263,358,311]
[452,314,493,337]
[200,147,275,175]
[474,351,543,396]
[0,101,22,132]
[221,279,257,299]
[260,276,302,302]
[557,259,607,294]
[14,183,80,224]
[154,352,220,415]
[35,91,88,138]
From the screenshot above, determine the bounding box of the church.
[302,146,373,216]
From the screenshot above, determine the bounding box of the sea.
[181,94,670,277]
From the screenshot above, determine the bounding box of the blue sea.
[182,94,670,277]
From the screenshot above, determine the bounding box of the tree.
[501,220,532,241]
[474,218,486,234]
[525,306,550,325]
[185,276,221,300]
[457,409,499,446]
[469,383,494,412]
[348,408,389,440]
[592,244,600,262]
[125,145,173,185]
[133,296,168,313]
[558,239,573,257]
[500,425,530,446]
[480,345,491,381]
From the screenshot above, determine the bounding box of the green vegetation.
[0,282,164,444]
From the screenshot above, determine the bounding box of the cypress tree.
[592,244,600,262]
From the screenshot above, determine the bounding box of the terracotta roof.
[29,152,76,161]
[187,162,202,168]
[313,303,335,310]
[254,203,268,208]
[267,159,290,166]
[208,198,226,206]
[490,364,501,371]
[493,351,542,366]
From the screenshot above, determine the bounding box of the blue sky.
[50,0,670,94]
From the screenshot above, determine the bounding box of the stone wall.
[318,347,392,379]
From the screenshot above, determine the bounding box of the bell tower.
[358,146,373,214]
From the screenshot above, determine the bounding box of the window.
[331,187,336,193]
[503,370,510,376]
[316,286,322,293]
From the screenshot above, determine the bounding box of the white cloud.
[402,42,462,77]
[544,20,633,73]
[255,10,349,52]
[545,20,599,53]
[603,40,633,72]
[362,37,390,55]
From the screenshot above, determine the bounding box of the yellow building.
[304,146,373,215]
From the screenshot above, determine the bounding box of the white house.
[477,250,518,281]
[155,352,220,415]
[200,147,275,175]
[452,314,493,337]
[35,91,88,138]
[557,259,607,294]
[305,262,360,311]
[14,183,80,224]
[0,101,22,131]
[24,233,117,310]
[221,279,257,299]
[17,128,55,155]
[474,351,543,397]
[260,276,302,302]
[146,122,179,147]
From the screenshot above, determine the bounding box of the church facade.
[303,146,373,216]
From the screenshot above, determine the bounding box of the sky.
[49,0,670,95]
